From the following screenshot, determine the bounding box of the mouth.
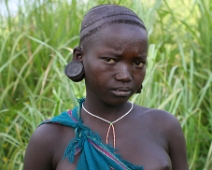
[111,88,132,97]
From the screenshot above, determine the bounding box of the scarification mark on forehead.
[80,4,147,45]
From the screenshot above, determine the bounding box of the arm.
[167,115,188,170]
[24,124,55,170]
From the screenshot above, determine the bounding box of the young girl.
[24,4,188,170]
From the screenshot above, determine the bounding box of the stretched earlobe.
[65,61,85,82]
[136,84,143,93]
[65,47,85,82]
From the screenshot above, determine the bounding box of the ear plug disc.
[65,61,84,82]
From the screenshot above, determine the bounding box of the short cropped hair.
[80,4,146,46]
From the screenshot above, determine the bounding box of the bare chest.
[55,146,171,170]
[53,112,172,170]
[54,132,171,170]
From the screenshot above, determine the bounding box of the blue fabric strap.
[40,99,143,170]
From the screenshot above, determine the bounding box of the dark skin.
[24,23,188,170]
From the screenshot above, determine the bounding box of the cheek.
[84,60,107,83]
[134,68,146,84]
[142,68,146,79]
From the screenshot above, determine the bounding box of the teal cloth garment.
[40,98,143,170]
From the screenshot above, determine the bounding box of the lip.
[111,88,132,97]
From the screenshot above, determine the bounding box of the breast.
[142,158,172,170]
[56,159,77,170]
[134,147,172,170]
[115,136,172,170]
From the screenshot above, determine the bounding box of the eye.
[103,58,116,63]
[134,61,145,67]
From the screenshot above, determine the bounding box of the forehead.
[99,23,147,43]
[86,23,148,54]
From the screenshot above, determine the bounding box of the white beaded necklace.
[82,102,133,148]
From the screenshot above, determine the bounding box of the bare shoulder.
[24,123,75,170]
[134,104,182,134]
[31,123,74,145]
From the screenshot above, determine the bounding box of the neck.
[82,100,133,149]
[82,96,131,122]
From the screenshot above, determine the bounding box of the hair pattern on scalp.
[80,4,147,45]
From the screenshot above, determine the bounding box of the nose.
[115,64,132,82]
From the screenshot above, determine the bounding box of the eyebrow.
[98,46,147,58]
[137,54,147,58]
[99,50,124,57]
[99,52,147,60]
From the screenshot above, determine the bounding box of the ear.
[72,46,83,62]
[65,46,85,82]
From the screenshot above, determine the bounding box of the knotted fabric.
[40,98,143,170]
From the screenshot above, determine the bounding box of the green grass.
[0,0,211,169]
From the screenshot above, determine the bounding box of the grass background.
[0,0,211,169]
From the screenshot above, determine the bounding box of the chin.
[104,96,130,106]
